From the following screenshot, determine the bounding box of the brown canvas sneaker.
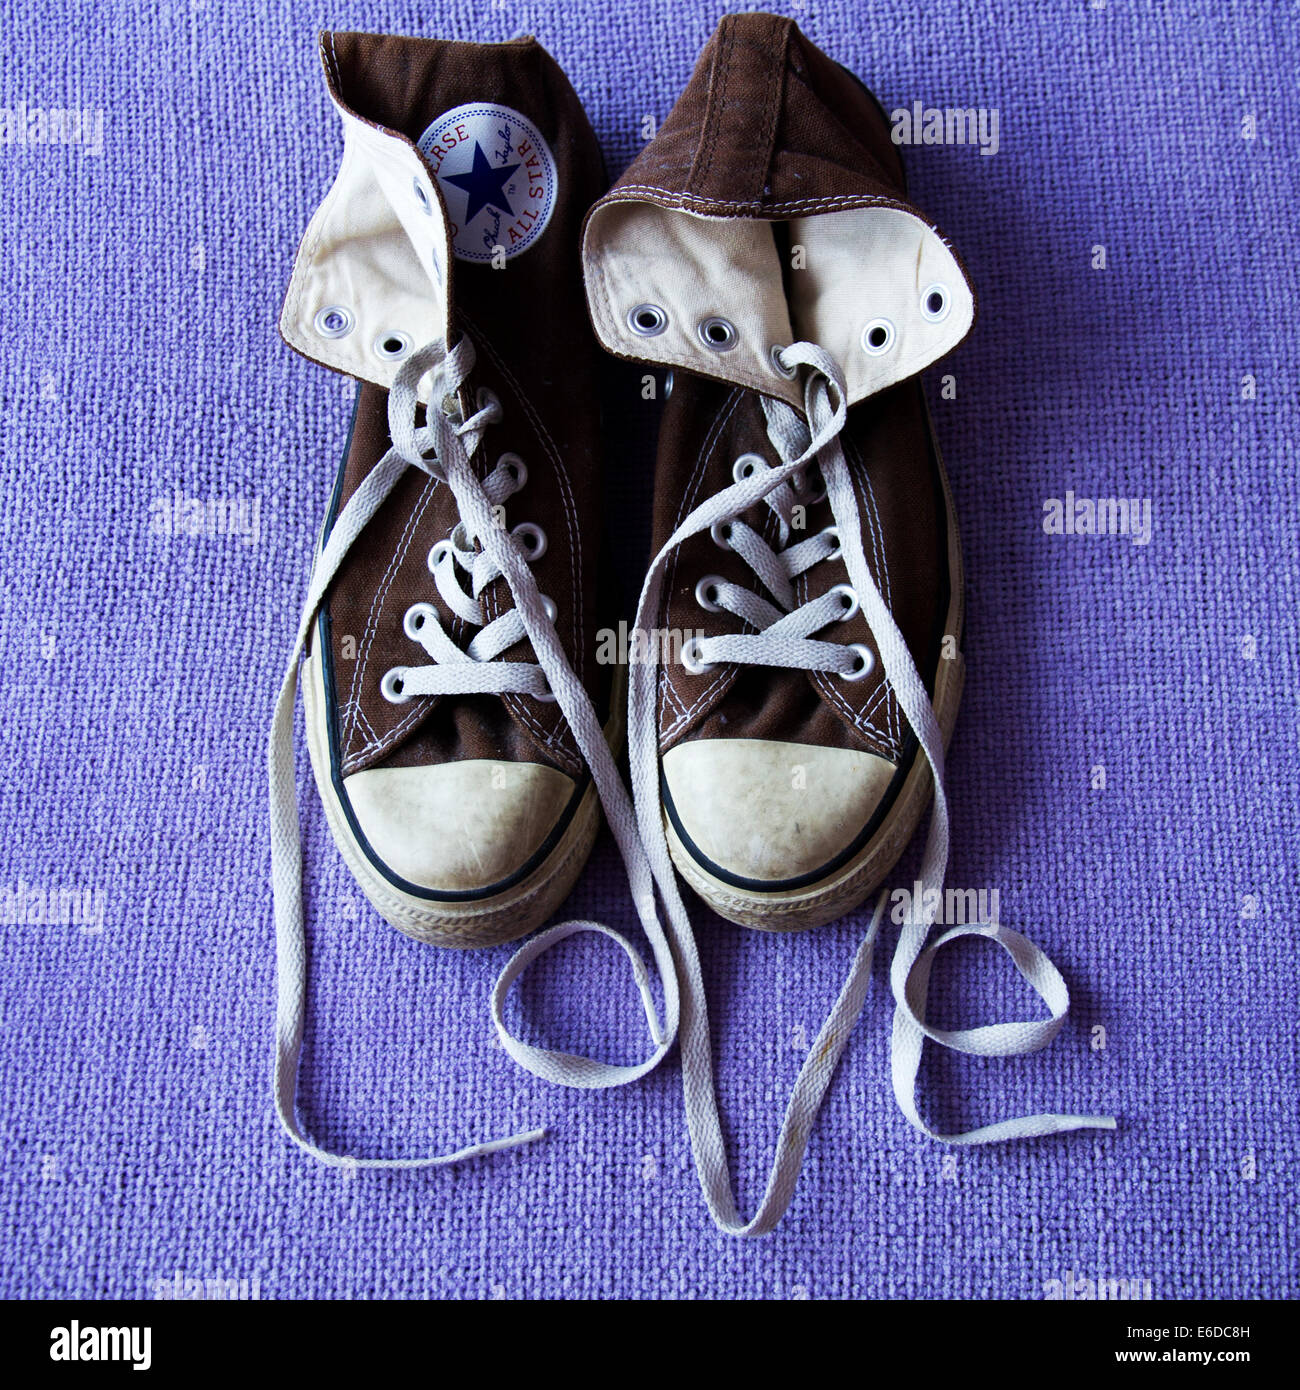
[585,11,971,929]
[582,12,1112,1235]
[281,31,615,950]
[267,31,679,1168]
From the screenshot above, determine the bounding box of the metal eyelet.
[732,453,764,482]
[499,452,528,489]
[628,303,668,337]
[793,468,828,505]
[839,644,876,682]
[697,317,737,351]
[681,636,715,675]
[412,176,433,213]
[373,331,412,361]
[709,520,736,550]
[428,538,454,573]
[313,305,353,339]
[818,524,843,561]
[403,603,436,640]
[380,668,412,703]
[512,522,547,560]
[664,370,674,400]
[828,583,860,622]
[861,318,896,355]
[921,282,951,322]
[539,594,558,624]
[770,343,797,378]
[694,575,727,613]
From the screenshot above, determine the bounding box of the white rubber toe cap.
[662,737,897,885]
[342,759,577,895]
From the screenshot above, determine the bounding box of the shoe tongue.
[582,13,976,409]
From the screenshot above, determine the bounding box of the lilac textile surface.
[1,0,1296,1299]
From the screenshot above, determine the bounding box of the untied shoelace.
[269,337,679,1167]
[270,335,1113,1224]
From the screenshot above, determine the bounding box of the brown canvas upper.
[282,31,611,778]
[602,12,901,211]
[581,12,974,765]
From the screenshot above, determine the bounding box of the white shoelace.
[269,336,680,1165]
[270,333,1112,1222]
[606,342,1114,1233]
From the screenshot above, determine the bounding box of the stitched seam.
[341,697,380,746]
[660,389,743,729]
[468,382,575,767]
[845,439,900,746]
[820,668,896,752]
[660,665,687,719]
[694,19,735,195]
[791,501,897,756]
[343,478,437,761]
[465,318,583,674]
[342,474,434,749]
[607,187,925,217]
[806,442,902,757]
[344,675,433,770]
[849,439,903,748]
[752,16,786,204]
[660,389,746,737]
[461,316,583,773]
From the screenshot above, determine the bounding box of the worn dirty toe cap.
[661,737,897,887]
[342,759,578,896]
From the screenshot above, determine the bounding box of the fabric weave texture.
[0,0,1295,1298]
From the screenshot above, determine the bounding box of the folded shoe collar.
[278,32,461,402]
[582,12,976,408]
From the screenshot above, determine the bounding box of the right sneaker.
[279,31,616,950]
[579,11,1113,1236]
[583,11,971,932]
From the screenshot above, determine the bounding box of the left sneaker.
[277,30,617,951]
[268,29,677,1170]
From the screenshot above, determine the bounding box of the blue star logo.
[442,141,520,224]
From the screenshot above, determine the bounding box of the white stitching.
[343,478,437,761]
[603,186,955,232]
[459,315,584,773]
[659,389,747,737]
[806,439,901,758]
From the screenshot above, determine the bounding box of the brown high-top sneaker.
[582,12,1112,1236]
[267,32,680,1170]
[584,13,972,929]
[280,32,614,949]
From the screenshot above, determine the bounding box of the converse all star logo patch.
[418,103,557,263]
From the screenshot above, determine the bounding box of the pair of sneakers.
[270,16,1112,1236]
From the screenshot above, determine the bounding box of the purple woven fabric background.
[1,0,1296,1299]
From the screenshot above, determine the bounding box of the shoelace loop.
[269,335,680,1166]
[616,341,1112,1234]
[270,334,1112,1216]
